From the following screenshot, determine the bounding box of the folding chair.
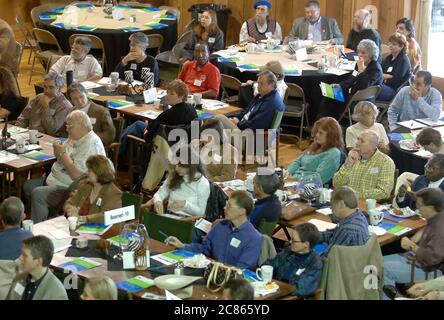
[15,15,38,64]
[221,74,242,105]
[68,34,107,71]
[106,117,125,170]
[146,34,164,57]
[338,85,381,126]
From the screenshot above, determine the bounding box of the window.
[429,0,444,76]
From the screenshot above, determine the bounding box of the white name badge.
[130,63,138,70]
[387,66,393,73]
[296,268,306,276]
[90,117,96,125]
[143,87,158,103]
[230,237,241,248]
[15,283,25,296]
[104,205,135,225]
[352,70,359,77]
[354,55,360,61]
[208,37,215,44]
[265,32,272,38]
[370,167,380,174]
[193,79,202,87]
[295,48,308,62]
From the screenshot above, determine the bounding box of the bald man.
[346,9,381,60]
[333,130,395,200]
[0,18,16,71]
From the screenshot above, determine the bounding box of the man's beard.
[255,15,266,26]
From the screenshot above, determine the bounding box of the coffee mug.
[153,98,161,110]
[368,209,384,226]
[193,93,202,105]
[16,136,29,153]
[67,216,78,231]
[110,72,120,85]
[256,265,273,283]
[246,43,256,54]
[22,220,33,232]
[29,130,38,144]
[366,199,377,212]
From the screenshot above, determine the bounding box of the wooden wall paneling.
[226,0,244,45]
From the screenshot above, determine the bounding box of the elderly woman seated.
[345,101,389,153]
[64,155,122,224]
[114,32,160,86]
[23,110,106,223]
[288,117,344,186]
[142,145,211,221]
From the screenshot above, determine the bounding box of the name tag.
[265,32,272,38]
[387,66,393,73]
[296,268,306,276]
[130,63,137,70]
[96,197,102,206]
[15,283,25,296]
[90,117,96,125]
[208,37,215,44]
[193,79,202,87]
[230,237,241,248]
[352,70,359,77]
[370,167,380,174]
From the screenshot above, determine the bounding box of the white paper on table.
[414,149,433,158]
[137,110,161,119]
[194,218,212,234]
[415,118,444,127]
[7,126,28,135]
[51,239,72,253]
[307,219,337,232]
[295,48,309,62]
[325,68,350,76]
[0,151,19,163]
[397,120,428,130]
[151,253,177,266]
[337,59,357,71]
[98,77,112,85]
[7,144,42,152]
[165,290,182,300]
[213,50,246,59]
[80,81,102,89]
[202,99,228,110]
[316,208,333,216]
[49,229,72,240]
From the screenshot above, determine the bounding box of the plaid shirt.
[333,150,395,200]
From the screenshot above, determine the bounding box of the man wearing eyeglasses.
[239,0,282,43]
[388,70,442,131]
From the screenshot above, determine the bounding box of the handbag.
[203,262,243,292]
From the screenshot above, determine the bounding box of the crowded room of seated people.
[1,0,444,304]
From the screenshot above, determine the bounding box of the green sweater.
[288,148,341,186]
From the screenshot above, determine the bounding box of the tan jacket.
[0,259,19,300]
[0,19,16,71]
[65,178,122,223]
[86,102,116,146]
[204,144,238,182]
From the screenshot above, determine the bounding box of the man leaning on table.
[387,70,442,131]
[15,73,72,135]
[165,190,263,269]
[288,1,343,45]
[333,130,395,201]
[49,36,103,82]
[239,0,282,44]
[23,111,106,223]
[7,235,68,300]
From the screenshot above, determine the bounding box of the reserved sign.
[104,205,135,225]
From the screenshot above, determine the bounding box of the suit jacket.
[339,60,383,97]
[0,259,19,300]
[7,269,68,300]
[65,178,122,224]
[87,102,116,146]
[0,19,16,71]
[289,17,343,44]
[397,175,444,210]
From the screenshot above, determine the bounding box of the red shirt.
[178,60,221,95]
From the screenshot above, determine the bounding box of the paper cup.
[67,216,78,231]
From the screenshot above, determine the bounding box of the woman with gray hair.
[346,101,389,152]
[114,32,159,85]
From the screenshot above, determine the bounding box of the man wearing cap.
[289,0,343,45]
[239,1,282,44]
[114,32,160,86]
[50,36,102,82]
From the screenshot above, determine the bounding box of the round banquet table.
[38,4,177,73]
[214,48,352,124]
[388,126,429,175]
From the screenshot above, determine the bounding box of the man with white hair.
[333,130,395,200]
[346,9,381,61]
[23,110,106,222]
[50,36,103,82]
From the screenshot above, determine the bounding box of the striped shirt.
[333,150,395,200]
[320,210,370,255]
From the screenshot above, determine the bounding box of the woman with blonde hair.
[81,276,117,300]
[181,9,224,62]
[346,101,389,153]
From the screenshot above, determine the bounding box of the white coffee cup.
[193,93,202,105]
[256,265,273,283]
[366,199,377,212]
[153,98,161,110]
[16,136,29,154]
[22,220,34,232]
[29,130,38,144]
[368,208,384,226]
[246,43,256,54]
[187,95,194,105]
[67,216,78,231]
[110,72,120,85]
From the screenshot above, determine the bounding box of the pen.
[158,230,169,240]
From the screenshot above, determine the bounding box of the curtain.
[415,0,433,69]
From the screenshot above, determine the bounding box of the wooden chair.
[221,74,242,105]
[281,83,309,149]
[15,15,38,64]
[68,34,107,71]
[407,255,440,287]
[338,85,381,126]
[30,3,62,28]
[146,34,164,57]
[106,117,125,170]
[29,28,64,84]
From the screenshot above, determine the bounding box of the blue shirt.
[319,209,370,256]
[249,195,282,229]
[0,227,33,260]
[185,220,262,269]
[235,90,285,130]
[388,86,443,131]
[308,18,323,43]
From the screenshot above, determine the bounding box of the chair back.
[349,85,381,104]
[32,28,63,54]
[47,54,63,71]
[159,5,180,22]
[147,34,164,56]
[143,210,195,243]
[15,15,33,41]
[122,192,143,221]
[68,34,107,70]
[221,74,242,101]
[30,4,62,28]
[12,42,23,76]
[112,117,125,143]
[270,110,284,130]
[258,220,278,237]
[285,83,305,102]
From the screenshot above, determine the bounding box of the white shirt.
[253,80,288,100]
[346,122,389,148]
[239,21,282,43]
[50,55,103,82]
[429,177,444,189]
[153,173,211,216]
[308,17,323,43]
[46,131,106,188]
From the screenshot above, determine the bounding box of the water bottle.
[66,70,74,88]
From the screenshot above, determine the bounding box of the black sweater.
[382,53,412,91]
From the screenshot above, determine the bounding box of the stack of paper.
[202,99,228,110]
[137,110,161,119]
[58,257,101,272]
[397,120,428,130]
[237,64,261,72]
[116,276,154,292]
[416,118,444,127]
[107,100,135,109]
[0,151,19,164]
[80,81,102,89]
[77,224,111,235]
[378,222,412,236]
[151,250,196,266]
[22,151,55,161]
